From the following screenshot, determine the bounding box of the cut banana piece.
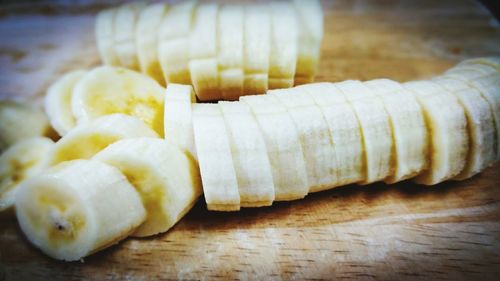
[15,159,146,261]
[164,84,197,160]
[45,70,87,136]
[241,94,308,200]
[157,0,197,85]
[72,66,165,136]
[335,81,393,184]
[458,56,500,70]
[304,83,364,186]
[0,101,53,152]
[432,76,496,179]
[404,80,468,185]
[94,138,202,237]
[219,101,275,207]
[50,114,158,165]
[444,64,497,81]
[364,79,428,183]
[0,137,53,214]
[192,104,240,211]
[113,2,145,70]
[136,3,169,85]
[270,87,337,192]
[95,8,120,66]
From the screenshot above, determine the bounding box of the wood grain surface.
[1,0,500,280]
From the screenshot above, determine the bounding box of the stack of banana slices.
[95,0,324,101]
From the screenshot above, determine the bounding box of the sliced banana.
[15,159,146,261]
[404,80,468,185]
[95,8,120,66]
[192,104,240,211]
[219,101,275,207]
[49,114,158,165]
[444,63,497,81]
[241,94,309,200]
[0,137,53,214]
[94,138,201,237]
[45,70,87,136]
[457,56,500,70]
[72,66,165,136]
[113,2,146,70]
[364,79,428,183]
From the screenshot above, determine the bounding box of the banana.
[303,83,364,186]
[243,4,270,95]
[93,138,202,237]
[403,80,468,185]
[15,159,146,261]
[457,56,500,70]
[240,94,309,200]
[269,87,337,193]
[164,83,197,160]
[0,137,53,214]
[364,79,428,183]
[113,2,146,70]
[0,100,53,152]
[157,0,197,85]
[95,8,120,66]
[335,80,393,184]
[49,114,158,165]
[136,3,169,86]
[444,64,497,80]
[45,70,87,136]
[71,66,165,136]
[269,78,294,90]
[432,76,496,179]
[218,5,244,101]
[268,2,298,89]
[192,104,240,211]
[219,101,275,207]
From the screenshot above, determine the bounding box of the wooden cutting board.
[1,0,500,280]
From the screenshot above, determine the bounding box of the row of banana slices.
[96,0,323,101]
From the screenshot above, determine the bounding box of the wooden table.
[1,0,500,280]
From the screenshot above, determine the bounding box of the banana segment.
[192,104,240,211]
[404,81,468,185]
[95,8,119,66]
[45,70,87,136]
[50,114,158,165]
[458,56,500,70]
[240,94,309,200]
[15,159,146,261]
[72,66,165,136]
[364,79,428,183]
[113,2,145,70]
[94,138,202,237]
[164,84,197,160]
[0,137,53,214]
[219,101,275,207]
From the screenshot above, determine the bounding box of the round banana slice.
[95,8,120,66]
[0,137,54,214]
[93,138,202,237]
[45,70,87,136]
[50,114,158,165]
[72,66,165,136]
[15,159,146,261]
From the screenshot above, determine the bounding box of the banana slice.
[45,70,87,136]
[218,5,244,100]
[269,78,294,89]
[189,3,219,101]
[364,79,428,183]
[457,56,500,70]
[219,101,275,207]
[404,80,468,185]
[164,83,197,160]
[15,159,146,261]
[268,2,298,89]
[192,104,240,211]
[243,4,270,95]
[136,3,169,85]
[432,76,496,179]
[157,0,197,85]
[335,81,393,184]
[0,137,53,214]
[94,138,202,237]
[113,2,146,70]
[270,87,337,192]
[240,94,308,200]
[0,100,53,152]
[445,64,497,80]
[50,114,158,165]
[95,8,120,66]
[72,66,165,136]
[304,83,364,186]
